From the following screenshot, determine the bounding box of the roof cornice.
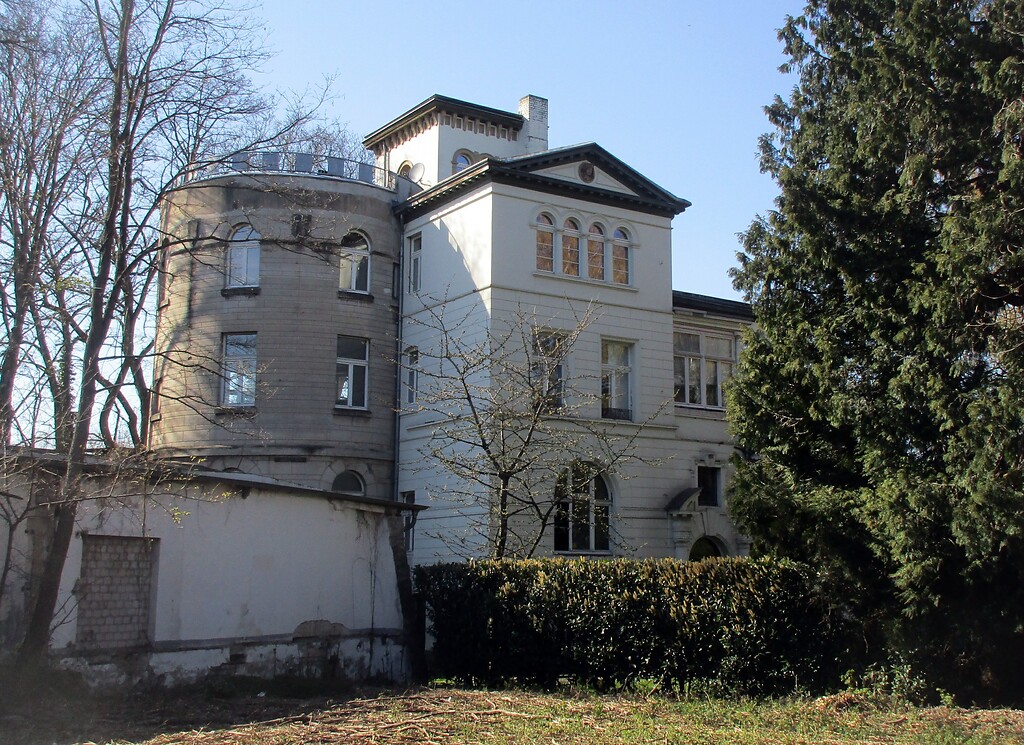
[397,146,691,221]
[363,94,525,153]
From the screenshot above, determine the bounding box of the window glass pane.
[340,232,368,250]
[571,497,589,551]
[675,332,701,354]
[339,255,354,290]
[562,234,579,276]
[602,341,629,367]
[705,336,734,359]
[352,364,367,407]
[337,336,367,359]
[536,230,553,271]
[594,505,610,551]
[687,357,701,404]
[705,360,719,406]
[587,238,605,280]
[674,356,687,403]
[612,244,628,284]
[225,334,256,357]
[353,253,369,291]
[332,471,363,493]
[554,501,569,551]
[337,365,351,404]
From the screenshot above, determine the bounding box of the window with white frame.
[404,347,419,405]
[222,333,256,406]
[531,330,566,412]
[339,231,370,293]
[226,226,260,288]
[554,462,611,553]
[336,335,368,408]
[674,330,735,408]
[601,339,632,421]
[408,234,422,294]
[531,213,632,286]
[535,213,554,272]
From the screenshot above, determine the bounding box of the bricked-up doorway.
[75,535,158,652]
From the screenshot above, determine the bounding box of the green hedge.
[414,557,831,694]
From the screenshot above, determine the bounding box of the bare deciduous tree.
[0,0,330,669]
[403,298,663,559]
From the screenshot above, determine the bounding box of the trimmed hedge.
[415,557,831,694]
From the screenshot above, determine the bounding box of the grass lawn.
[2,684,1023,744]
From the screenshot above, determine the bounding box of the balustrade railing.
[184,151,408,193]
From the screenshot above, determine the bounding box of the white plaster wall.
[532,163,637,194]
[49,484,404,654]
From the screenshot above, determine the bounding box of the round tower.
[151,153,406,499]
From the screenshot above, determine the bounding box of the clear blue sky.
[254,0,804,300]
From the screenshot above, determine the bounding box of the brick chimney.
[518,94,549,153]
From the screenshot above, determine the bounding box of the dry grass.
[2,683,1023,745]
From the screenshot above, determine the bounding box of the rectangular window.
[531,331,565,412]
[554,465,611,554]
[601,340,632,420]
[336,335,368,408]
[405,348,419,404]
[339,252,370,293]
[674,331,735,408]
[697,465,721,507]
[408,234,422,294]
[226,232,260,288]
[222,333,256,406]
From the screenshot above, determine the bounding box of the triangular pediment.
[496,144,691,214]
[398,143,690,220]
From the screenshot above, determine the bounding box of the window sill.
[674,404,726,419]
[337,290,373,301]
[333,406,372,418]
[222,286,260,298]
[601,408,633,422]
[554,550,613,557]
[214,406,256,417]
[532,271,637,291]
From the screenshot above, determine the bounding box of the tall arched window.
[561,218,581,277]
[226,225,260,288]
[612,227,631,284]
[554,463,611,553]
[587,223,606,280]
[535,213,554,272]
[332,470,365,495]
[339,231,370,293]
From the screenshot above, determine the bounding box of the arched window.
[226,225,260,288]
[587,223,606,280]
[611,227,631,285]
[554,463,611,553]
[689,536,722,561]
[339,231,370,293]
[397,161,413,178]
[332,470,365,495]
[535,213,554,272]
[452,150,473,174]
[561,218,581,277]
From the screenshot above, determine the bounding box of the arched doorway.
[689,536,722,561]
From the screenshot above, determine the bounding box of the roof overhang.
[364,94,525,153]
